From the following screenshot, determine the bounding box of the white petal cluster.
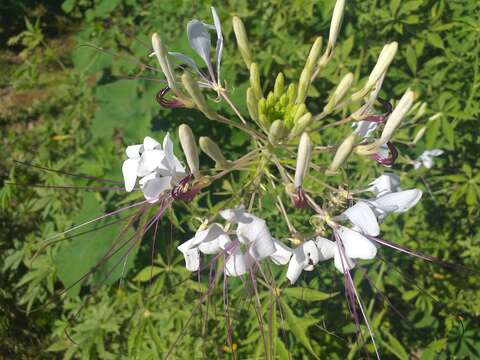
[413,149,444,170]
[122,134,186,203]
[178,206,292,276]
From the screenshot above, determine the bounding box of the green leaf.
[427,33,444,49]
[385,331,409,360]
[280,299,319,359]
[405,45,417,74]
[133,266,163,282]
[283,287,338,301]
[61,0,76,13]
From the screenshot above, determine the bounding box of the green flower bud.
[289,112,312,139]
[286,83,296,104]
[323,72,354,113]
[274,72,285,98]
[182,73,216,120]
[249,63,262,99]
[327,134,356,174]
[199,136,228,168]
[246,88,258,121]
[232,16,252,69]
[268,119,287,144]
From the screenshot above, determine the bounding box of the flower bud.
[327,134,356,174]
[351,42,398,101]
[286,83,296,104]
[268,119,287,144]
[294,132,312,187]
[296,69,310,104]
[274,72,285,98]
[152,33,176,90]
[379,89,414,143]
[179,124,200,177]
[328,0,345,48]
[412,102,427,121]
[249,63,262,99]
[323,72,354,113]
[199,136,228,167]
[232,16,252,69]
[289,112,312,139]
[412,126,426,144]
[246,87,258,121]
[293,103,307,122]
[305,37,323,72]
[182,73,216,120]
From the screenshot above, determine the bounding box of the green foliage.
[1,0,479,359]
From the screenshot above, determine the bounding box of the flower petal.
[187,19,212,68]
[225,248,250,276]
[238,217,275,259]
[141,176,172,203]
[337,226,377,260]
[168,52,201,74]
[302,240,320,269]
[219,205,249,223]
[122,158,139,192]
[343,202,380,236]
[138,150,165,176]
[354,120,378,138]
[180,247,200,272]
[333,247,356,273]
[286,252,305,284]
[143,136,161,151]
[270,240,292,265]
[210,6,223,82]
[367,173,401,197]
[315,236,336,260]
[370,189,422,213]
[126,144,142,158]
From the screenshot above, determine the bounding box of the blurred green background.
[1,0,479,359]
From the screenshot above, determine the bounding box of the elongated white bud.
[152,33,176,90]
[294,132,312,187]
[328,0,345,48]
[232,16,252,68]
[351,42,398,101]
[323,72,354,113]
[199,136,228,167]
[327,134,356,174]
[182,73,216,120]
[380,89,414,143]
[179,124,200,177]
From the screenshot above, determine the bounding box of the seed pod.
[268,119,286,144]
[380,89,414,143]
[182,73,216,120]
[179,124,200,177]
[151,33,176,90]
[249,63,262,99]
[232,16,252,68]
[199,136,228,167]
[274,72,285,98]
[246,88,258,121]
[327,134,356,174]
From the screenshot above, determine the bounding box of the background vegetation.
[1,0,479,358]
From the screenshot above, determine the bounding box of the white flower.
[287,240,323,284]
[220,205,292,276]
[177,223,231,272]
[413,149,444,170]
[365,173,401,197]
[336,201,380,237]
[121,134,186,203]
[353,120,378,139]
[315,231,374,273]
[169,7,223,87]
